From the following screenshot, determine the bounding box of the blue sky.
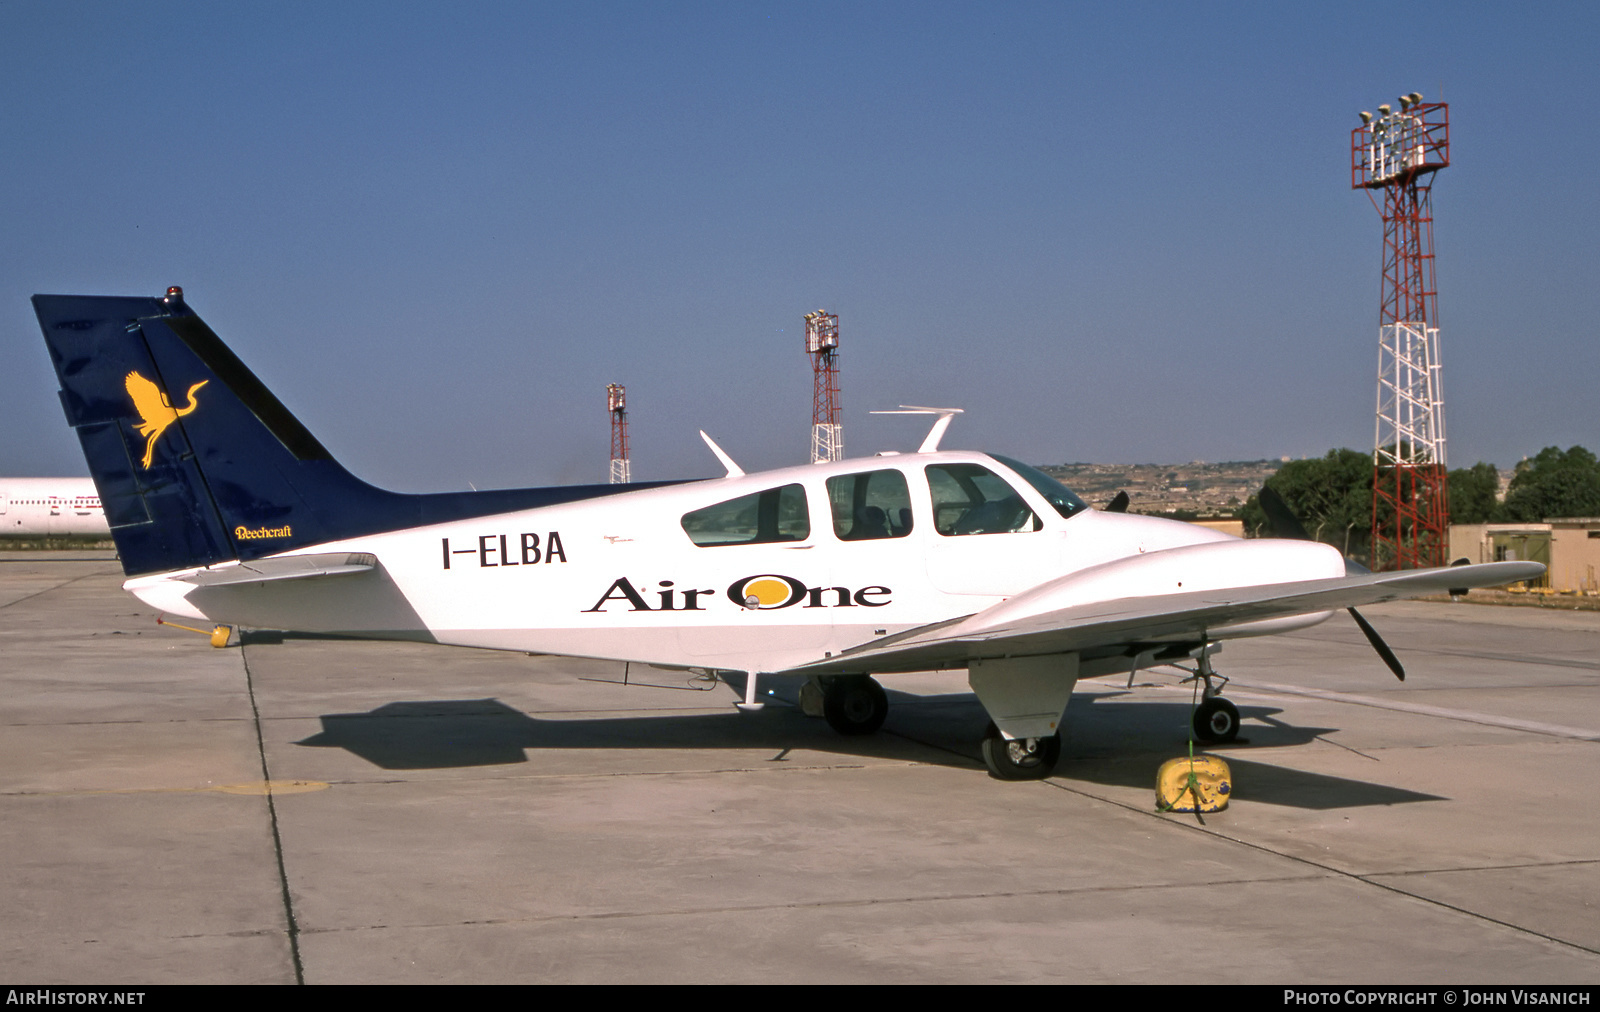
[3,2,1596,490]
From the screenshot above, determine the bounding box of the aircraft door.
[822,468,925,651]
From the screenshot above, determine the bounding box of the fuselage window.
[987,454,1088,520]
[826,469,914,541]
[681,484,810,547]
[925,463,1041,536]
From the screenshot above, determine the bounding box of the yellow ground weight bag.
[1156,755,1232,813]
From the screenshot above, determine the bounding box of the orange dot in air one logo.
[729,574,806,609]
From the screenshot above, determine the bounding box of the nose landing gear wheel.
[1192,697,1240,744]
[981,722,1061,780]
[822,675,888,735]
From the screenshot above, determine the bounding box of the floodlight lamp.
[1378,104,1392,115]
[1359,111,1373,124]
[1409,92,1423,105]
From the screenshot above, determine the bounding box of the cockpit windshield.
[987,454,1089,521]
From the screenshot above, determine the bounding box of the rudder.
[34,288,680,577]
[35,291,236,575]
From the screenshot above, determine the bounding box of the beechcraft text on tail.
[29,288,1544,780]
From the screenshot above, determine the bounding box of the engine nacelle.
[969,538,1347,633]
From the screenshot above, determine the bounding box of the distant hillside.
[1039,460,1283,516]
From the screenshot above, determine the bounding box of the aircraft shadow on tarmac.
[293,685,1445,810]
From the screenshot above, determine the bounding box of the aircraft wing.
[788,561,1544,677]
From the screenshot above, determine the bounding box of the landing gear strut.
[980,722,1061,780]
[821,675,888,736]
[1187,649,1240,744]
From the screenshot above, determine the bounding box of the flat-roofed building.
[1549,518,1600,595]
[1449,519,1600,594]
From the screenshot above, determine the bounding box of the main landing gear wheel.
[981,722,1061,781]
[1192,697,1240,744]
[822,675,888,736]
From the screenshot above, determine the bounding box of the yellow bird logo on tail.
[125,371,208,469]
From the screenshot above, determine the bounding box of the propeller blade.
[1257,485,1310,541]
[1105,490,1129,513]
[1348,607,1405,681]
[1257,489,1399,678]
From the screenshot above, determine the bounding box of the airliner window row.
[680,460,1086,548]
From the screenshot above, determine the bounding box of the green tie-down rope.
[1156,675,1210,816]
[1157,741,1207,814]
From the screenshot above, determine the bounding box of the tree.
[1448,462,1501,524]
[1242,449,1374,562]
[1501,446,1600,521]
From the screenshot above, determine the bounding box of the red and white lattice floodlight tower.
[607,383,630,484]
[1352,93,1450,570]
[803,310,841,463]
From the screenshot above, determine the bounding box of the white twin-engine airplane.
[32,288,1544,780]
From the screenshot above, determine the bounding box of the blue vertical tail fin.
[33,289,674,576]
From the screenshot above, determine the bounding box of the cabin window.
[826,469,914,541]
[681,484,810,547]
[925,463,1041,536]
[987,454,1088,520]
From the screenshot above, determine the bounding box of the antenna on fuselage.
[698,430,744,478]
[869,405,965,453]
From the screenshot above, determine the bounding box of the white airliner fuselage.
[0,477,108,537]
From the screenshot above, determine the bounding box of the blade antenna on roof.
[869,406,965,453]
[698,431,744,478]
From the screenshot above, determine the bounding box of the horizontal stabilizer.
[178,553,378,587]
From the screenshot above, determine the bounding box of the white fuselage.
[127,451,1341,673]
[0,478,108,537]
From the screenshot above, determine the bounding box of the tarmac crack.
[0,566,121,611]
[1040,778,1600,958]
[1367,857,1600,877]
[1228,681,1600,741]
[1310,734,1382,760]
[277,762,885,789]
[242,648,306,985]
[1276,633,1600,673]
[0,716,254,728]
[291,872,1333,935]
